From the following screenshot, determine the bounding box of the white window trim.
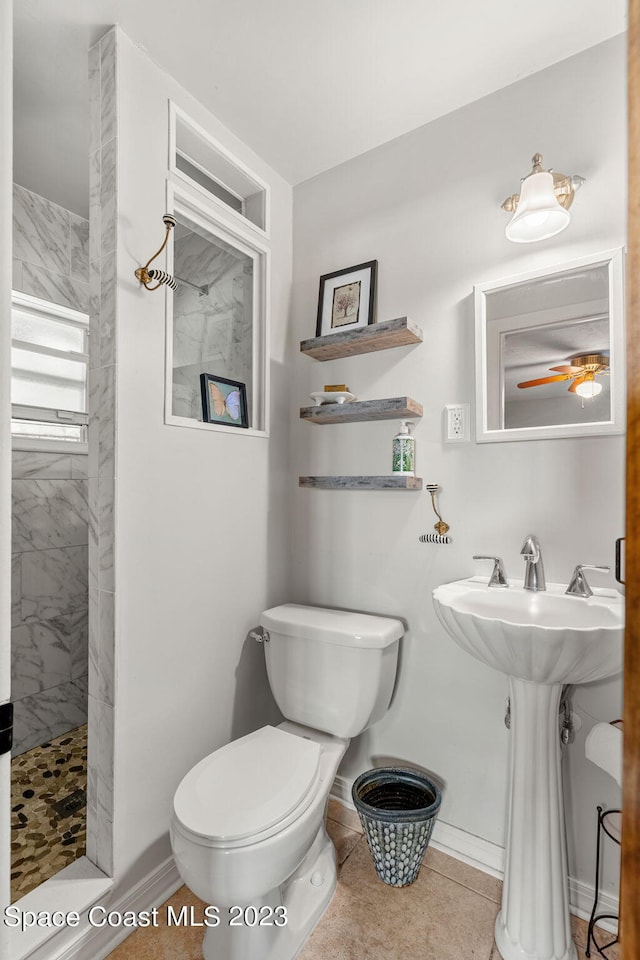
[168,101,271,240]
[11,437,89,455]
[11,291,90,453]
[164,178,271,439]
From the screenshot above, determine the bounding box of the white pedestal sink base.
[495,678,577,960]
[432,578,623,960]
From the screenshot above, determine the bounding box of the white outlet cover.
[444,404,470,442]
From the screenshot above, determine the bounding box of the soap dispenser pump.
[392,421,415,476]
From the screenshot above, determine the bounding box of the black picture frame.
[200,374,249,429]
[316,260,377,338]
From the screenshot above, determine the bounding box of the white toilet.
[170,603,403,960]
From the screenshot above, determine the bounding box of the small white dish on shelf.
[310,391,357,406]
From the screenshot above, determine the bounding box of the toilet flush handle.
[250,627,270,643]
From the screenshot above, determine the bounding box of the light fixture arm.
[135,214,178,291]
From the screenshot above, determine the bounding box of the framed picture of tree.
[316,260,377,338]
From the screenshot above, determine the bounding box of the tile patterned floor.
[106,798,619,960]
[10,723,87,902]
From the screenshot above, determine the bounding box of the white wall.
[291,36,625,902]
[112,32,292,889]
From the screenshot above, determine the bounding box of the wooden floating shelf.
[300,317,423,361]
[300,396,423,425]
[299,476,424,491]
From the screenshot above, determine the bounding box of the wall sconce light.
[501,154,585,243]
[135,214,178,291]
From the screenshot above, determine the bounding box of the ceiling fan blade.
[517,374,572,389]
[568,377,586,393]
[549,365,583,374]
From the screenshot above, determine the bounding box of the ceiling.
[13,1,627,218]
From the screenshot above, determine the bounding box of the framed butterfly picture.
[200,374,249,429]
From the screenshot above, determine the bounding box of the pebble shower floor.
[10,723,87,901]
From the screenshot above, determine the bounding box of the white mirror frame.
[474,247,625,443]
[164,178,270,438]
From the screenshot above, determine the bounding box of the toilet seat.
[173,726,322,848]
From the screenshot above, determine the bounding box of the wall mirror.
[474,248,625,442]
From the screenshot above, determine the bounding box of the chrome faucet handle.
[565,564,610,599]
[473,556,509,588]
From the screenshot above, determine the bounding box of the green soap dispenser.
[392,421,415,476]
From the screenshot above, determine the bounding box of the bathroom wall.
[11,185,90,755]
[89,27,292,904]
[12,183,89,313]
[291,35,625,911]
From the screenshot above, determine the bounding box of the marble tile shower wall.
[11,188,90,755]
[86,27,117,875]
[12,183,89,314]
[172,232,253,419]
[11,452,89,756]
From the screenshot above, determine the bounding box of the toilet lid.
[173,726,321,842]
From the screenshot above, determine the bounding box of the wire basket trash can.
[352,767,441,887]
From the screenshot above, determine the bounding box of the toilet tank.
[260,604,403,739]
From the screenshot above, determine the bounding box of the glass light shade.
[506,171,571,243]
[575,378,603,399]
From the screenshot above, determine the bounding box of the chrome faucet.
[565,564,610,599]
[520,535,546,591]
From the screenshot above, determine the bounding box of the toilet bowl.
[170,603,404,960]
[171,723,347,960]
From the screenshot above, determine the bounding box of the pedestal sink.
[432,577,624,960]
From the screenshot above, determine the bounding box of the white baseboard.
[430,818,504,879]
[330,774,355,808]
[48,856,182,960]
[331,776,619,935]
[569,877,618,936]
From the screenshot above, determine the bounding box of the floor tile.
[106,886,207,960]
[325,818,363,866]
[298,839,498,960]
[102,819,612,960]
[570,914,619,957]
[328,797,363,833]
[11,724,87,901]
[424,845,502,904]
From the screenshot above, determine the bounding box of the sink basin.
[432,576,623,684]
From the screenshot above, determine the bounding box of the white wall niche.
[164,180,270,437]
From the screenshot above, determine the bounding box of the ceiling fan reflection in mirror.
[517,353,610,400]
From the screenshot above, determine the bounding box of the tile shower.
[172,221,254,420]
[10,183,90,890]
[11,450,88,754]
